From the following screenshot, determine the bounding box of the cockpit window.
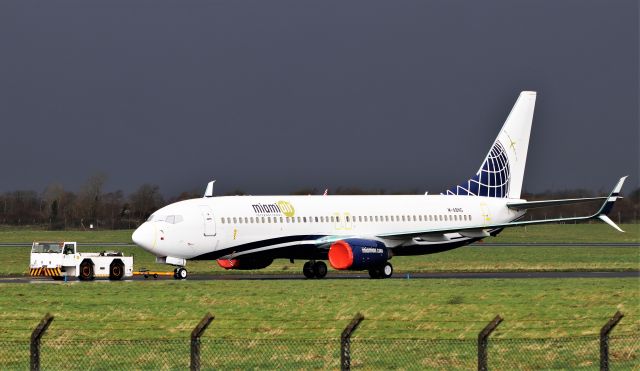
[165,215,183,224]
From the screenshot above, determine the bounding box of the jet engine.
[328,238,389,270]
[216,257,274,270]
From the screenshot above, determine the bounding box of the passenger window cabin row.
[220,214,473,225]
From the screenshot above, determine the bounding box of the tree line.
[0,174,638,229]
[0,174,196,230]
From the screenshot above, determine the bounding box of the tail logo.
[446,141,511,198]
[504,131,518,161]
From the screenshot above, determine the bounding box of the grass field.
[1,278,637,340]
[0,278,637,369]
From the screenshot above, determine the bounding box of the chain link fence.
[200,339,340,369]
[41,339,188,370]
[1,336,638,370]
[0,340,29,370]
[0,313,637,370]
[610,335,640,369]
[351,338,477,369]
[490,337,599,369]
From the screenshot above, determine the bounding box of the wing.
[506,197,610,210]
[377,176,627,240]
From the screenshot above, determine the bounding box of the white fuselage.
[131,92,538,268]
[129,92,626,273]
[132,194,525,262]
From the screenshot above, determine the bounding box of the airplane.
[132,91,627,280]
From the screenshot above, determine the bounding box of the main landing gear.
[368,262,393,279]
[303,261,327,279]
[173,267,188,280]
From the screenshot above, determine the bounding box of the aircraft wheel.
[381,262,393,279]
[368,267,382,279]
[313,261,328,279]
[176,267,188,280]
[303,261,315,279]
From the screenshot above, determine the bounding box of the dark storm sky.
[0,0,637,197]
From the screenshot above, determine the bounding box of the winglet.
[611,175,627,194]
[594,176,627,232]
[204,180,216,198]
[596,176,627,216]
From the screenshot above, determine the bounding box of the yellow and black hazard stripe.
[29,267,62,277]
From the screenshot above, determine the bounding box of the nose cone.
[132,223,155,251]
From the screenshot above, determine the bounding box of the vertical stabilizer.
[445,91,536,199]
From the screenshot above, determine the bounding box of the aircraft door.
[199,205,216,236]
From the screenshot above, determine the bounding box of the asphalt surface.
[2,270,638,283]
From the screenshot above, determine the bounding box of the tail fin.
[445,91,536,199]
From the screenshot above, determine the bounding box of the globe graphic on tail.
[445,141,511,198]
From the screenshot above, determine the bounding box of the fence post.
[190,312,214,371]
[341,312,364,371]
[477,315,503,371]
[30,313,54,371]
[600,311,623,371]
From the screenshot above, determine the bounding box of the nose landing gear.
[302,261,327,279]
[173,267,188,280]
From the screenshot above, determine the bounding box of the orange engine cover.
[328,240,354,270]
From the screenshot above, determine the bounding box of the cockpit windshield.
[165,215,184,224]
[146,214,183,224]
[31,243,63,254]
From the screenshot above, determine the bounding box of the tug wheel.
[79,260,94,281]
[109,261,125,280]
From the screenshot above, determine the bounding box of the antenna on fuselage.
[204,180,216,198]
